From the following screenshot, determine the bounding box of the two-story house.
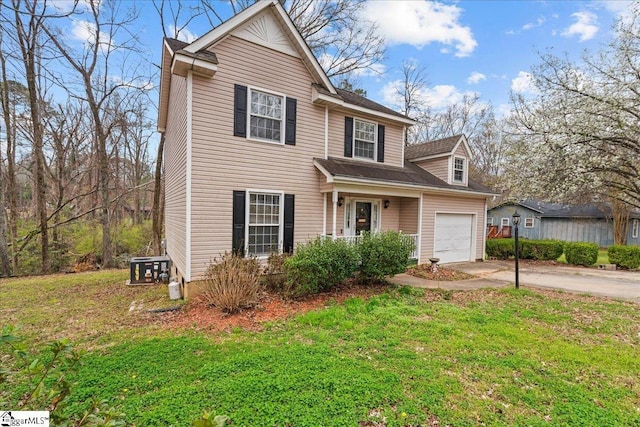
[158,0,496,298]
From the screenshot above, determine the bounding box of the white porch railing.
[333,233,420,259]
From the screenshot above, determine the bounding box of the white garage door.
[434,213,474,263]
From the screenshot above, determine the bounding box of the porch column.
[332,190,338,238]
[418,193,423,262]
[322,193,327,236]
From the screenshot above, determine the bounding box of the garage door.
[434,213,474,263]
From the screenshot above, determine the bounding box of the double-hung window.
[247,192,281,256]
[633,219,639,238]
[524,217,534,228]
[454,157,465,183]
[249,89,283,143]
[354,119,376,160]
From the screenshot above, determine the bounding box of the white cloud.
[511,71,537,94]
[561,11,599,42]
[381,80,476,110]
[71,19,113,52]
[170,25,198,43]
[522,16,546,30]
[467,71,486,85]
[363,1,477,57]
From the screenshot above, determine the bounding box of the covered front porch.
[320,188,421,260]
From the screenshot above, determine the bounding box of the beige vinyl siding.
[419,193,486,263]
[326,110,404,167]
[380,196,400,230]
[454,144,468,158]
[189,35,326,279]
[414,158,449,183]
[164,73,188,277]
[399,198,419,234]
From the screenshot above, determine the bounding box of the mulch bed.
[157,280,390,333]
[406,264,475,281]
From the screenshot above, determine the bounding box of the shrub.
[564,242,599,266]
[1,326,125,426]
[358,231,415,280]
[283,237,360,298]
[608,245,640,269]
[263,252,289,291]
[486,238,515,259]
[520,240,564,260]
[203,253,261,313]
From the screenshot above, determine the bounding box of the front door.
[355,202,372,235]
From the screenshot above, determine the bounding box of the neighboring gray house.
[487,200,640,247]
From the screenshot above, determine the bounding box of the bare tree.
[10,0,52,272]
[199,0,385,79]
[43,0,151,267]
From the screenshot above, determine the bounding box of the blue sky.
[46,0,632,123]
[144,0,632,117]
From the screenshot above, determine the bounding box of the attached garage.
[434,213,475,263]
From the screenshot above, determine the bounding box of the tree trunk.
[612,199,630,245]
[152,134,165,255]
[0,149,11,276]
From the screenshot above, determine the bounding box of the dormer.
[405,134,471,186]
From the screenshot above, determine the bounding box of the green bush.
[520,240,564,260]
[608,245,640,269]
[358,231,415,280]
[1,326,125,426]
[203,253,262,313]
[283,237,360,298]
[486,238,515,259]
[564,242,599,266]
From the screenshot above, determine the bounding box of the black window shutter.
[344,117,353,157]
[283,194,295,254]
[232,190,246,256]
[233,85,247,137]
[285,97,297,145]
[377,125,385,163]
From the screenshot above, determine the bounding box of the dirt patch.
[157,281,390,333]
[406,264,475,281]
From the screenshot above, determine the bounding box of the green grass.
[557,249,609,265]
[2,272,640,426]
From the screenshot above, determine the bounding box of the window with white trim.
[501,218,510,227]
[524,217,534,228]
[249,89,283,143]
[633,219,639,238]
[354,118,376,160]
[247,192,281,256]
[454,157,465,183]
[487,217,493,226]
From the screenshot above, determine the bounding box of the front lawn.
[2,271,640,426]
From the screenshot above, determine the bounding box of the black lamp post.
[512,210,521,289]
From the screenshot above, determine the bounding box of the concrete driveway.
[391,260,640,302]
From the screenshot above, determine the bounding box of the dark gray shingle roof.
[315,157,495,195]
[165,37,219,64]
[312,84,410,120]
[404,135,463,160]
[497,199,640,219]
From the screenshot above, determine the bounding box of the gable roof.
[405,135,470,161]
[185,0,335,94]
[314,157,495,196]
[165,37,218,64]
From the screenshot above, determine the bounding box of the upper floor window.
[250,89,283,143]
[454,157,465,183]
[354,119,376,160]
